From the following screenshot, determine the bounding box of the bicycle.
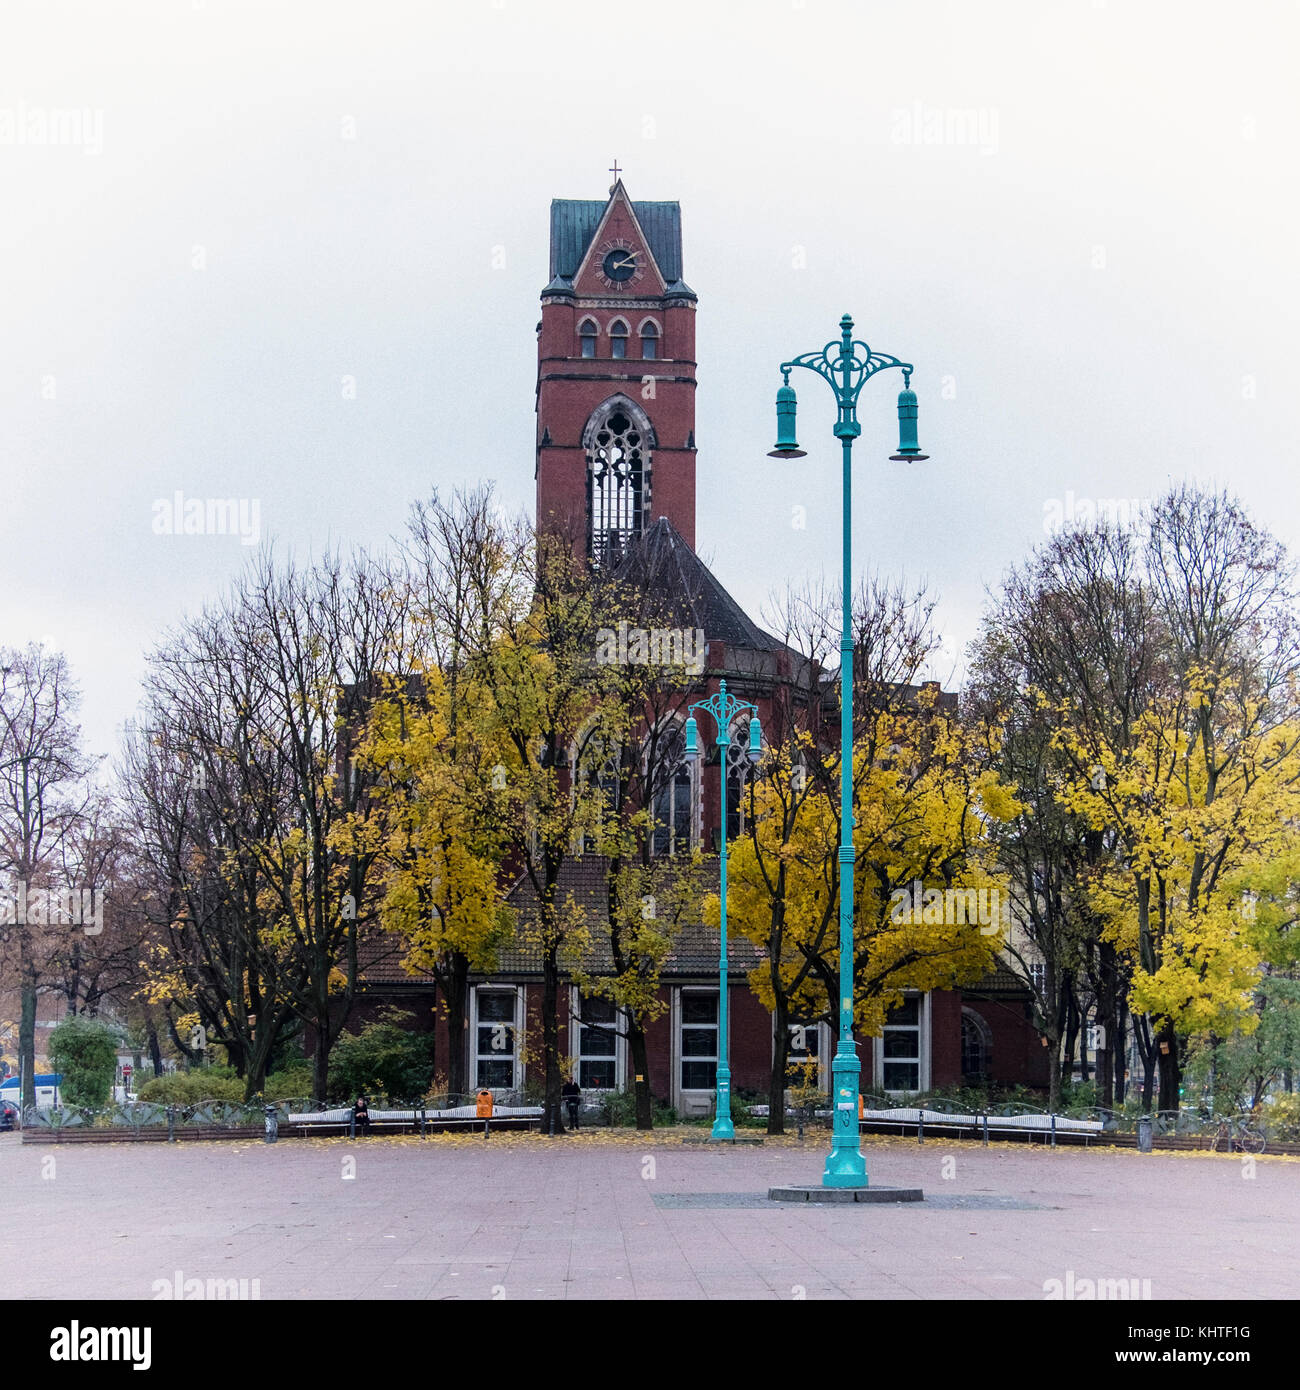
[1210,1115,1266,1155]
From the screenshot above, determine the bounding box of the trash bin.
[475,1089,494,1119]
[1137,1115,1152,1153]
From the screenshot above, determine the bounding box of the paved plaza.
[3,1131,1296,1300]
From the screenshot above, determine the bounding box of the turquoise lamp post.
[684,681,762,1141]
[769,313,928,1187]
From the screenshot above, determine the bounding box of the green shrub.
[327,1014,435,1102]
[262,1066,313,1101]
[48,1015,120,1109]
[732,1090,766,1127]
[603,1089,637,1127]
[601,1089,677,1128]
[1060,1079,1099,1111]
[137,1067,244,1105]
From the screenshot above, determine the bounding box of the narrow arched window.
[640,321,658,360]
[579,318,598,358]
[585,397,652,568]
[572,724,620,854]
[650,723,696,858]
[725,713,761,842]
[609,319,629,360]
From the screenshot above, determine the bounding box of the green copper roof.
[549,196,684,283]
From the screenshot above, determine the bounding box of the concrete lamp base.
[768,1184,924,1204]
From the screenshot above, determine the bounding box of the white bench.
[861,1107,1104,1139]
[284,1104,545,1135]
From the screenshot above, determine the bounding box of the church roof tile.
[611,517,787,654]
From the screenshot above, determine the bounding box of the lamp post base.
[711,1062,733,1141]
[823,1047,867,1188]
[822,1151,869,1188]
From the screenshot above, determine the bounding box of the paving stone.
[2,1131,1297,1300]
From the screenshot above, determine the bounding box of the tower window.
[609,320,629,360]
[640,321,659,359]
[585,399,650,568]
[579,318,598,358]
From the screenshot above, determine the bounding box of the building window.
[579,318,598,358]
[961,1008,992,1083]
[573,727,620,853]
[680,990,718,1092]
[880,995,922,1094]
[574,994,620,1090]
[473,987,520,1090]
[724,713,760,841]
[609,319,629,359]
[639,320,658,359]
[651,723,696,857]
[585,399,650,569]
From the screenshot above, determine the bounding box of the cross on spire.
[609,159,622,184]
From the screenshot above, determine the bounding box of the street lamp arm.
[687,689,759,737]
[779,341,915,406]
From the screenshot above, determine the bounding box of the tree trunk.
[444,953,469,1099]
[147,1019,163,1077]
[311,998,332,1104]
[19,950,37,1113]
[1060,986,1080,1097]
[1098,1030,1113,1110]
[1134,1013,1156,1112]
[767,994,788,1136]
[538,939,565,1135]
[1046,1031,1062,1113]
[1156,1018,1180,1113]
[1113,1009,1127,1106]
[627,1022,653,1130]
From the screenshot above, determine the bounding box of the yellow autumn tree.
[349,663,515,1099]
[1052,680,1300,1096]
[997,487,1300,1111]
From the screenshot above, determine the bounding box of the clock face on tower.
[596,238,646,291]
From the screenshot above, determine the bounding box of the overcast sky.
[3,0,1297,761]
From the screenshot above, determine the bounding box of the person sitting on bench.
[354,1095,371,1136]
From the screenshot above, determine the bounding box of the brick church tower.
[535,179,698,563]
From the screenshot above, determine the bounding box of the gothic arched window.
[725,713,761,842]
[609,319,629,360]
[649,722,696,858]
[579,318,598,358]
[572,723,620,854]
[639,319,659,359]
[585,398,653,569]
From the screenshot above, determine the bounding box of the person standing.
[561,1079,581,1131]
